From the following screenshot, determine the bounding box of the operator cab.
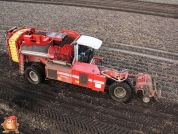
[78,45,95,63]
[73,35,102,64]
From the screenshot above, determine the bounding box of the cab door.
[71,61,106,91]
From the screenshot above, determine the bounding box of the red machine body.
[5,27,161,103]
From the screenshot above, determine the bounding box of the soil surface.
[137,0,178,5]
[0,52,178,134]
[0,1,178,134]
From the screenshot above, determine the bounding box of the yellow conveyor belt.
[8,29,27,62]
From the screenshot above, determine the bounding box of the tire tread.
[109,81,132,103]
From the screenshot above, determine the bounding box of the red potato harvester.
[5,26,161,103]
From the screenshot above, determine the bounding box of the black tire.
[31,62,45,78]
[25,66,43,84]
[125,78,134,97]
[109,82,132,103]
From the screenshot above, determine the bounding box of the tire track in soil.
[0,109,51,134]
[1,63,177,121]
[0,103,75,134]
[44,78,178,121]
[35,91,178,133]
[0,50,176,132]
[48,80,178,117]
[1,52,178,133]
[0,85,135,134]
[0,88,92,133]
[0,71,178,133]
[14,108,91,134]
[0,64,136,132]
[19,94,178,134]
[11,94,144,133]
[0,76,136,134]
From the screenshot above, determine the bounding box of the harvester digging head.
[135,73,161,103]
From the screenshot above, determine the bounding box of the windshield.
[78,44,95,63]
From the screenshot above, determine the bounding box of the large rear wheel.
[109,82,132,103]
[25,66,43,84]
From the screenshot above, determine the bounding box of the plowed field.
[0,1,178,134]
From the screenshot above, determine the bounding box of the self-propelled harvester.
[5,27,161,103]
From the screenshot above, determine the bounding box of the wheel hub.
[29,71,38,82]
[114,87,126,98]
